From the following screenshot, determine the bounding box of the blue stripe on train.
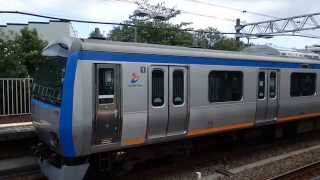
[59,50,320,157]
[60,52,78,157]
[79,51,320,69]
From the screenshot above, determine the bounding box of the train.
[32,37,320,180]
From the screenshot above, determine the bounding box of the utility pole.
[235,18,241,42]
[131,9,149,42]
[134,17,138,42]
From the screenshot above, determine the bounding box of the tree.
[0,38,28,77]
[0,28,47,77]
[107,0,245,51]
[107,0,193,47]
[192,27,222,49]
[89,27,106,39]
[213,37,245,51]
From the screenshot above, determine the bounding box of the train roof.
[42,37,320,64]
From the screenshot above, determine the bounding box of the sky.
[0,0,320,49]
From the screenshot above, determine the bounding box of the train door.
[148,65,188,139]
[256,69,279,125]
[94,64,121,145]
[168,66,188,135]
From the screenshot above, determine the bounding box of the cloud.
[0,0,320,48]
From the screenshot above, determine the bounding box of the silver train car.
[32,37,320,179]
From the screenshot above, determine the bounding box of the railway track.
[109,129,320,180]
[0,155,43,180]
[0,168,42,180]
[0,136,43,180]
[268,160,320,180]
[0,123,319,180]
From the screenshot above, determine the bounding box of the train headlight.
[49,132,59,149]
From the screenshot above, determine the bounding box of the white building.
[0,20,76,42]
[242,44,320,60]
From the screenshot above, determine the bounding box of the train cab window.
[152,69,164,106]
[290,73,316,97]
[269,72,277,98]
[258,72,265,99]
[33,56,66,105]
[173,70,184,105]
[208,71,243,102]
[98,68,114,104]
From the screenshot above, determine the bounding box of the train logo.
[129,72,142,87]
[131,72,141,83]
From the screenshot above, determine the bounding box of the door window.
[269,72,276,98]
[152,69,164,106]
[98,68,114,104]
[173,70,184,105]
[258,72,265,99]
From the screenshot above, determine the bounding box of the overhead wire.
[1,10,320,40]
[183,0,320,39]
[0,10,240,35]
[184,0,277,19]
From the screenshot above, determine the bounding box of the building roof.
[28,21,50,24]
[243,44,320,60]
[242,45,280,56]
[6,23,28,26]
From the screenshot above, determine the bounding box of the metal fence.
[0,78,33,116]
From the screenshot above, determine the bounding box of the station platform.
[0,122,35,141]
[0,115,32,124]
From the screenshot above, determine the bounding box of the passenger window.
[208,71,243,102]
[258,72,265,99]
[269,72,276,98]
[98,68,114,104]
[173,70,184,105]
[152,69,164,106]
[290,73,316,97]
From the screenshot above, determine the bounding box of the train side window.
[152,69,164,106]
[98,68,114,104]
[173,70,184,105]
[258,72,265,99]
[208,71,243,102]
[290,73,316,97]
[269,72,276,98]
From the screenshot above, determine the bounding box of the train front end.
[32,39,89,180]
[32,54,67,155]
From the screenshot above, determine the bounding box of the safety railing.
[0,78,33,116]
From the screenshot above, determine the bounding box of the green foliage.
[193,27,222,49]
[0,38,28,77]
[186,27,245,51]
[0,28,47,77]
[108,20,193,47]
[107,0,192,46]
[89,27,105,39]
[213,37,245,51]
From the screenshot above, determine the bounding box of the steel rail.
[267,160,320,180]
